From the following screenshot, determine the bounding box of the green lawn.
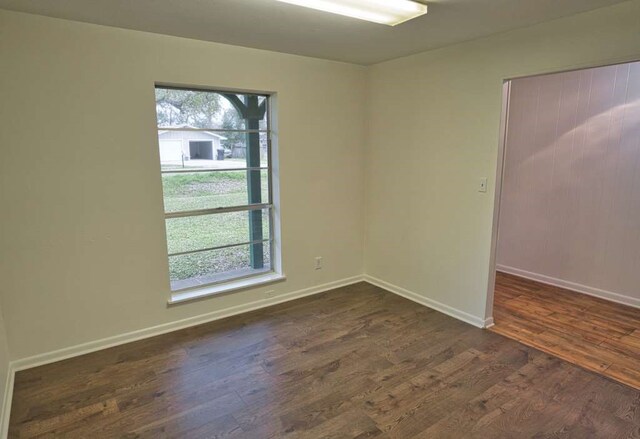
[162,171,270,282]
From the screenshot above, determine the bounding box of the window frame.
[155,85,281,299]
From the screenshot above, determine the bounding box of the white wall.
[497,61,640,306]
[0,10,366,361]
[365,0,640,322]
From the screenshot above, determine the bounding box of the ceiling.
[0,0,629,65]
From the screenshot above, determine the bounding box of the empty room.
[0,0,639,438]
[491,61,640,389]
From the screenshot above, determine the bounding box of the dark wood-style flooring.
[491,272,640,390]
[10,282,640,438]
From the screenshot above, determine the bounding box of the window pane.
[162,170,269,213]
[155,88,267,131]
[169,241,272,291]
[166,209,270,255]
[158,132,269,171]
[156,87,274,291]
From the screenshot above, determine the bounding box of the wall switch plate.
[315,256,323,270]
[479,177,488,193]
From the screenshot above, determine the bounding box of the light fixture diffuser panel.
[276,0,428,26]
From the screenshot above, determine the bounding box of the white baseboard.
[7,274,495,374]
[0,275,366,438]
[364,275,490,328]
[1,272,496,438]
[496,265,640,309]
[10,275,365,373]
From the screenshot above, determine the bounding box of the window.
[155,86,277,293]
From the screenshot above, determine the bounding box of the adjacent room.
[491,61,640,389]
[0,0,639,437]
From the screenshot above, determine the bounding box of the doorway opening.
[488,60,640,389]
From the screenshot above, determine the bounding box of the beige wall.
[365,0,640,321]
[497,61,640,306]
[0,10,367,360]
[2,0,640,364]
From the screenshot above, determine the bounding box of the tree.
[220,108,245,152]
[155,89,222,128]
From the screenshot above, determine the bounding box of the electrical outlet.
[315,256,323,270]
[265,290,275,299]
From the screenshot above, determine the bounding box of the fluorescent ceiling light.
[276,0,428,26]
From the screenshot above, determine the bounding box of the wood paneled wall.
[497,61,640,304]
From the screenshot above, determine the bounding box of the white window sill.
[168,272,286,305]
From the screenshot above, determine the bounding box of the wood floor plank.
[8,281,640,438]
[491,271,640,391]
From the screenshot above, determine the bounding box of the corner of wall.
[0,301,12,439]
[0,368,14,439]
[361,64,374,277]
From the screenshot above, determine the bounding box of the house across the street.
[158,125,226,163]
